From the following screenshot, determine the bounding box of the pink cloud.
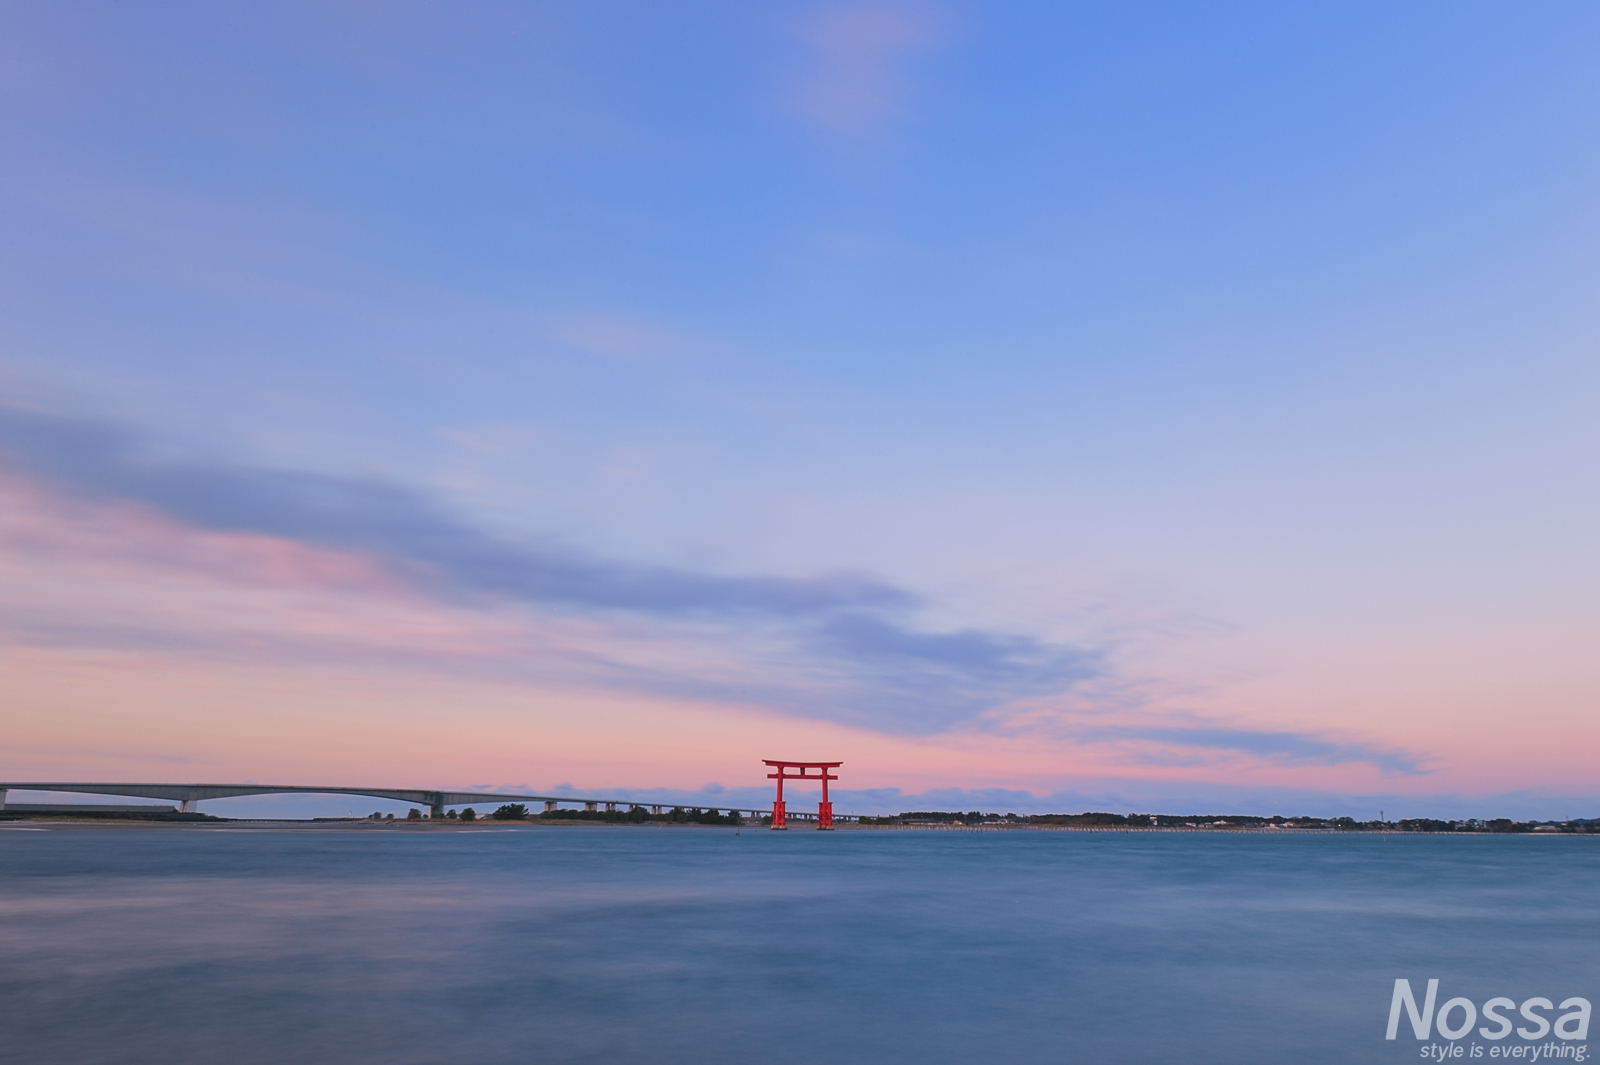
[794,3,944,137]
[0,472,865,697]
[0,473,550,670]
[0,472,399,595]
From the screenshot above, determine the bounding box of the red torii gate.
[764,759,842,830]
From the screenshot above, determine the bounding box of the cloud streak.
[0,403,1096,734]
[1091,725,1426,775]
[0,403,1429,772]
[0,405,909,617]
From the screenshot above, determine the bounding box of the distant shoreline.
[3,814,1596,836]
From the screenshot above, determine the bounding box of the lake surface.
[1,823,1594,1065]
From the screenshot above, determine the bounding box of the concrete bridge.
[0,783,803,821]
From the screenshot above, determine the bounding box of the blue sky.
[3,2,1598,816]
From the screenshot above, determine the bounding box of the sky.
[2,1,1598,819]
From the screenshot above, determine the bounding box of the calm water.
[0,824,1594,1065]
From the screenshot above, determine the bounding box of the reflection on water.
[1,824,1594,1064]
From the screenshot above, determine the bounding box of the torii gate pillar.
[764,760,842,830]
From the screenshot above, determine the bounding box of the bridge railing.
[0,784,858,822]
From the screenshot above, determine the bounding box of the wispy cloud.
[1090,725,1427,775]
[0,402,1097,735]
[0,403,1431,772]
[0,404,907,617]
[547,314,693,365]
[793,3,945,137]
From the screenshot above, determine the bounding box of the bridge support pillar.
[0,789,7,810]
[428,796,446,819]
[605,803,616,813]
[544,800,557,813]
[584,801,597,812]
[179,799,197,813]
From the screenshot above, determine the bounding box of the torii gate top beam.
[762,760,841,780]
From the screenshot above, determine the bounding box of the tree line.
[864,812,1599,832]
[364,806,1597,832]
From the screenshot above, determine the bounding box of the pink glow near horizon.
[5,468,1595,812]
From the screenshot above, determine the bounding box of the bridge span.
[0,783,797,821]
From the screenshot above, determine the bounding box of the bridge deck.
[0,783,826,819]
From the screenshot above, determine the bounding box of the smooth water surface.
[1,824,1594,1064]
